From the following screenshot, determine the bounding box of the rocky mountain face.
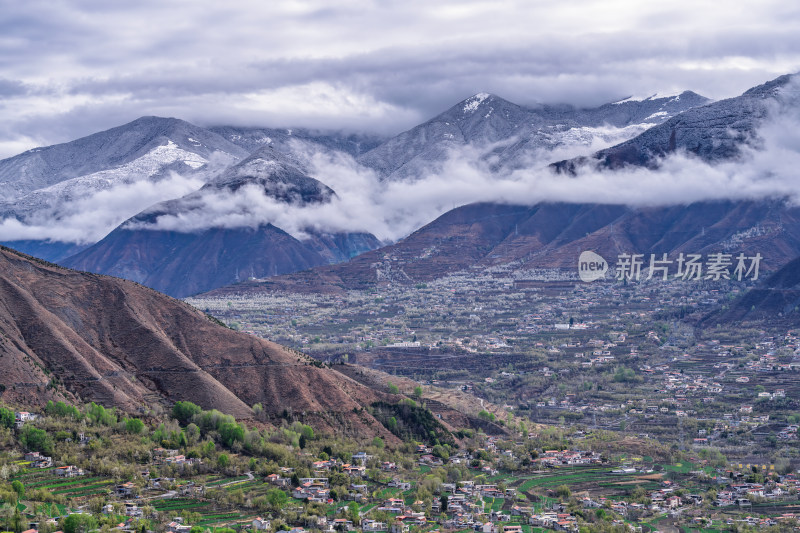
[209,125,385,158]
[200,145,335,203]
[62,224,380,299]
[62,147,381,298]
[0,117,249,261]
[204,199,800,296]
[4,75,794,302]
[703,256,800,326]
[0,245,398,438]
[0,119,383,264]
[0,116,247,202]
[357,91,711,181]
[553,74,796,172]
[203,75,800,298]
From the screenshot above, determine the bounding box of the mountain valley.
[2,72,800,532]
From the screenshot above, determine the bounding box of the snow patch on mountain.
[612,93,681,105]
[644,111,669,121]
[557,123,654,147]
[0,140,213,244]
[463,93,490,113]
[8,140,207,214]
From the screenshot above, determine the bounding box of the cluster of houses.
[528,512,579,531]
[292,478,332,503]
[152,447,201,466]
[24,451,52,468]
[14,411,39,428]
[778,424,798,440]
[535,450,602,467]
[713,472,800,507]
[24,451,84,476]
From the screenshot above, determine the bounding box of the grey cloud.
[0,78,29,97]
[5,79,800,245]
[133,80,800,243]
[1,1,800,157]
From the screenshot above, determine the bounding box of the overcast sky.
[1,0,799,159]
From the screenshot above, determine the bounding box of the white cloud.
[0,173,204,243]
[131,81,800,242]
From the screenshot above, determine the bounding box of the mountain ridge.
[200,199,800,297]
[0,244,401,439]
[61,147,381,298]
[357,90,711,181]
[553,73,797,172]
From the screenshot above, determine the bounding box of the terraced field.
[152,497,258,527]
[11,468,114,499]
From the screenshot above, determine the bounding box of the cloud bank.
[132,81,800,243]
[0,173,205,244]
[4,79,799,246]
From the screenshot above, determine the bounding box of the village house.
[165,519,192,533]
[388,479,411,491]
[343,464,366,477]
[351,452,371,465]
[252,517,271,530]
[266,473,291,487]
[361,519,388,532]
[55,465,84,477]
[293,480,330,503]
[24,451,53,468]
[124,503,142,517]
[116,482,137,497]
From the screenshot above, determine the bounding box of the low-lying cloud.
[0,173,204,244]
[6,80,800,247]
[132,79,800,243]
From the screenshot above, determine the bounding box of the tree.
[478,410,495,422]
[172,401,202,425]
[62,514,98,533]
[0,504,14,532]
[86,402,116,425]
[10,481,23,500]
[0,407,15,429]
[299,424,315,440]
[45,401,80,419]
[124,418,145,434]
[10,507,22,533]
[265,488,288,511]
[413,386,423,399]
[217,453,230,469]
[19,426,53,454]
[219,422,245,447]
[388,382,400,394]
[346,502,360,523]
[612,366,638,383]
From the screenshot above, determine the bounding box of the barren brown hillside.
[0,246,396,440]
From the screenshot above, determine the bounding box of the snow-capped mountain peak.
[463,92,492,113]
